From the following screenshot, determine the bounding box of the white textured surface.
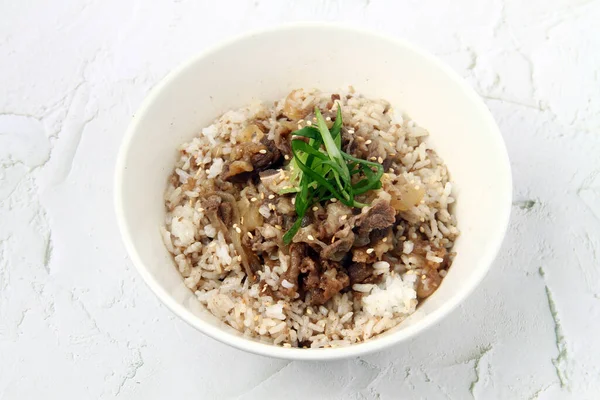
[0,0,598,398]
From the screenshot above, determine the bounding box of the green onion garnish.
[282,105,384,244]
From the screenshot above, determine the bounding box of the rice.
[162,88,459,348]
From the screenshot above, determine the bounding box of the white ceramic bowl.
[115,23,512,361]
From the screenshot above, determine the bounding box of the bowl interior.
[116,25,511,359]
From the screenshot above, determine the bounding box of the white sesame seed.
[268,194,275,199]
[250,197,257,202]
[330,198,337,203]
[331,236,336,243]
[297,125,302,130]
[348,129,355,134]
[307,235,315,241]
[377,157,383,163]
[325,116,331,121]
[306,308,313,315]
[340,215,347,221]
[259,149,267,154]
[247,232,253,239]
[370,157,377,161]
[421,274,427,280]
[237,255,242,262]
[312,206,318,211]
[260,192,265,199]
[389,141,395,147]
[284,155,290,160]
[382,237,387,242]
[235,227,242,234]
[365,139,372,145]
[240,217,244,224]
[307,121,312,126]
[388,168,394,173]
[291,198,296,205]
[275,225,282,230]
[233,223,238,228]
[366,248,374,254]
[414,185,420,190]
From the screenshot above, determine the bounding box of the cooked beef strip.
[305,264,350,306]
[320,231,355,262]
[356,200,396,234]
[279,243,305,297]
[347,262,373,285]
[416,267,442,299]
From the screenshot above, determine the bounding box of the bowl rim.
[114,22,513,361]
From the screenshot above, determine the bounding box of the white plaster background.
[0,0,599,398]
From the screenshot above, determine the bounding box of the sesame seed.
[348,129,355,134]
[400,236,406,240]
[377,157,384,163]
[420,218,425,222]
[291,198,296,205]
[365,139,372,145]
[307,121,312,126]
[390,153,396,157]
[299,119,305,124]
[269,204,276,210]
[297,125,302,130]
[284,155,290,160]
[389,141,395,147]
[325,116,331,121]
[382,237,387,242]
[247,232,253,239]
[307,235,315,241]
[366,248,374,254]
[414,185,420,190]
[419,227,425,232]
[312,206,318,211]
[233,223,238,228]
[259,149,267,154]
[340,215,347,221]
[388,168,394,173]
[268,194,275,199]
[275,225,282,230]
[240,217,244,224]
[235,227,242,233]
[260,192,265,199]
[199,207,205,212]
[421,274,427,280]
[370,157,377,161]
[331,236,336,243]
[283,343,292,348]
[237,255,242,262]
[330,198,337,203]
[250,197,258,202]
[306,308,312,314]
[254,316,259,321]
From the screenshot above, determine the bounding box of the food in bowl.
[162,88,459,348]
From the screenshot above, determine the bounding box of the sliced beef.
[320,230,354,262]
[416,267,442,299]
[356,201,396,234]
[279,243,305,297]
[218,202,233,227]
[347,262,373,285]
[221,161,253,182]
[221,139,282,182]
[352,247,377,264]
[306,266,350,306]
